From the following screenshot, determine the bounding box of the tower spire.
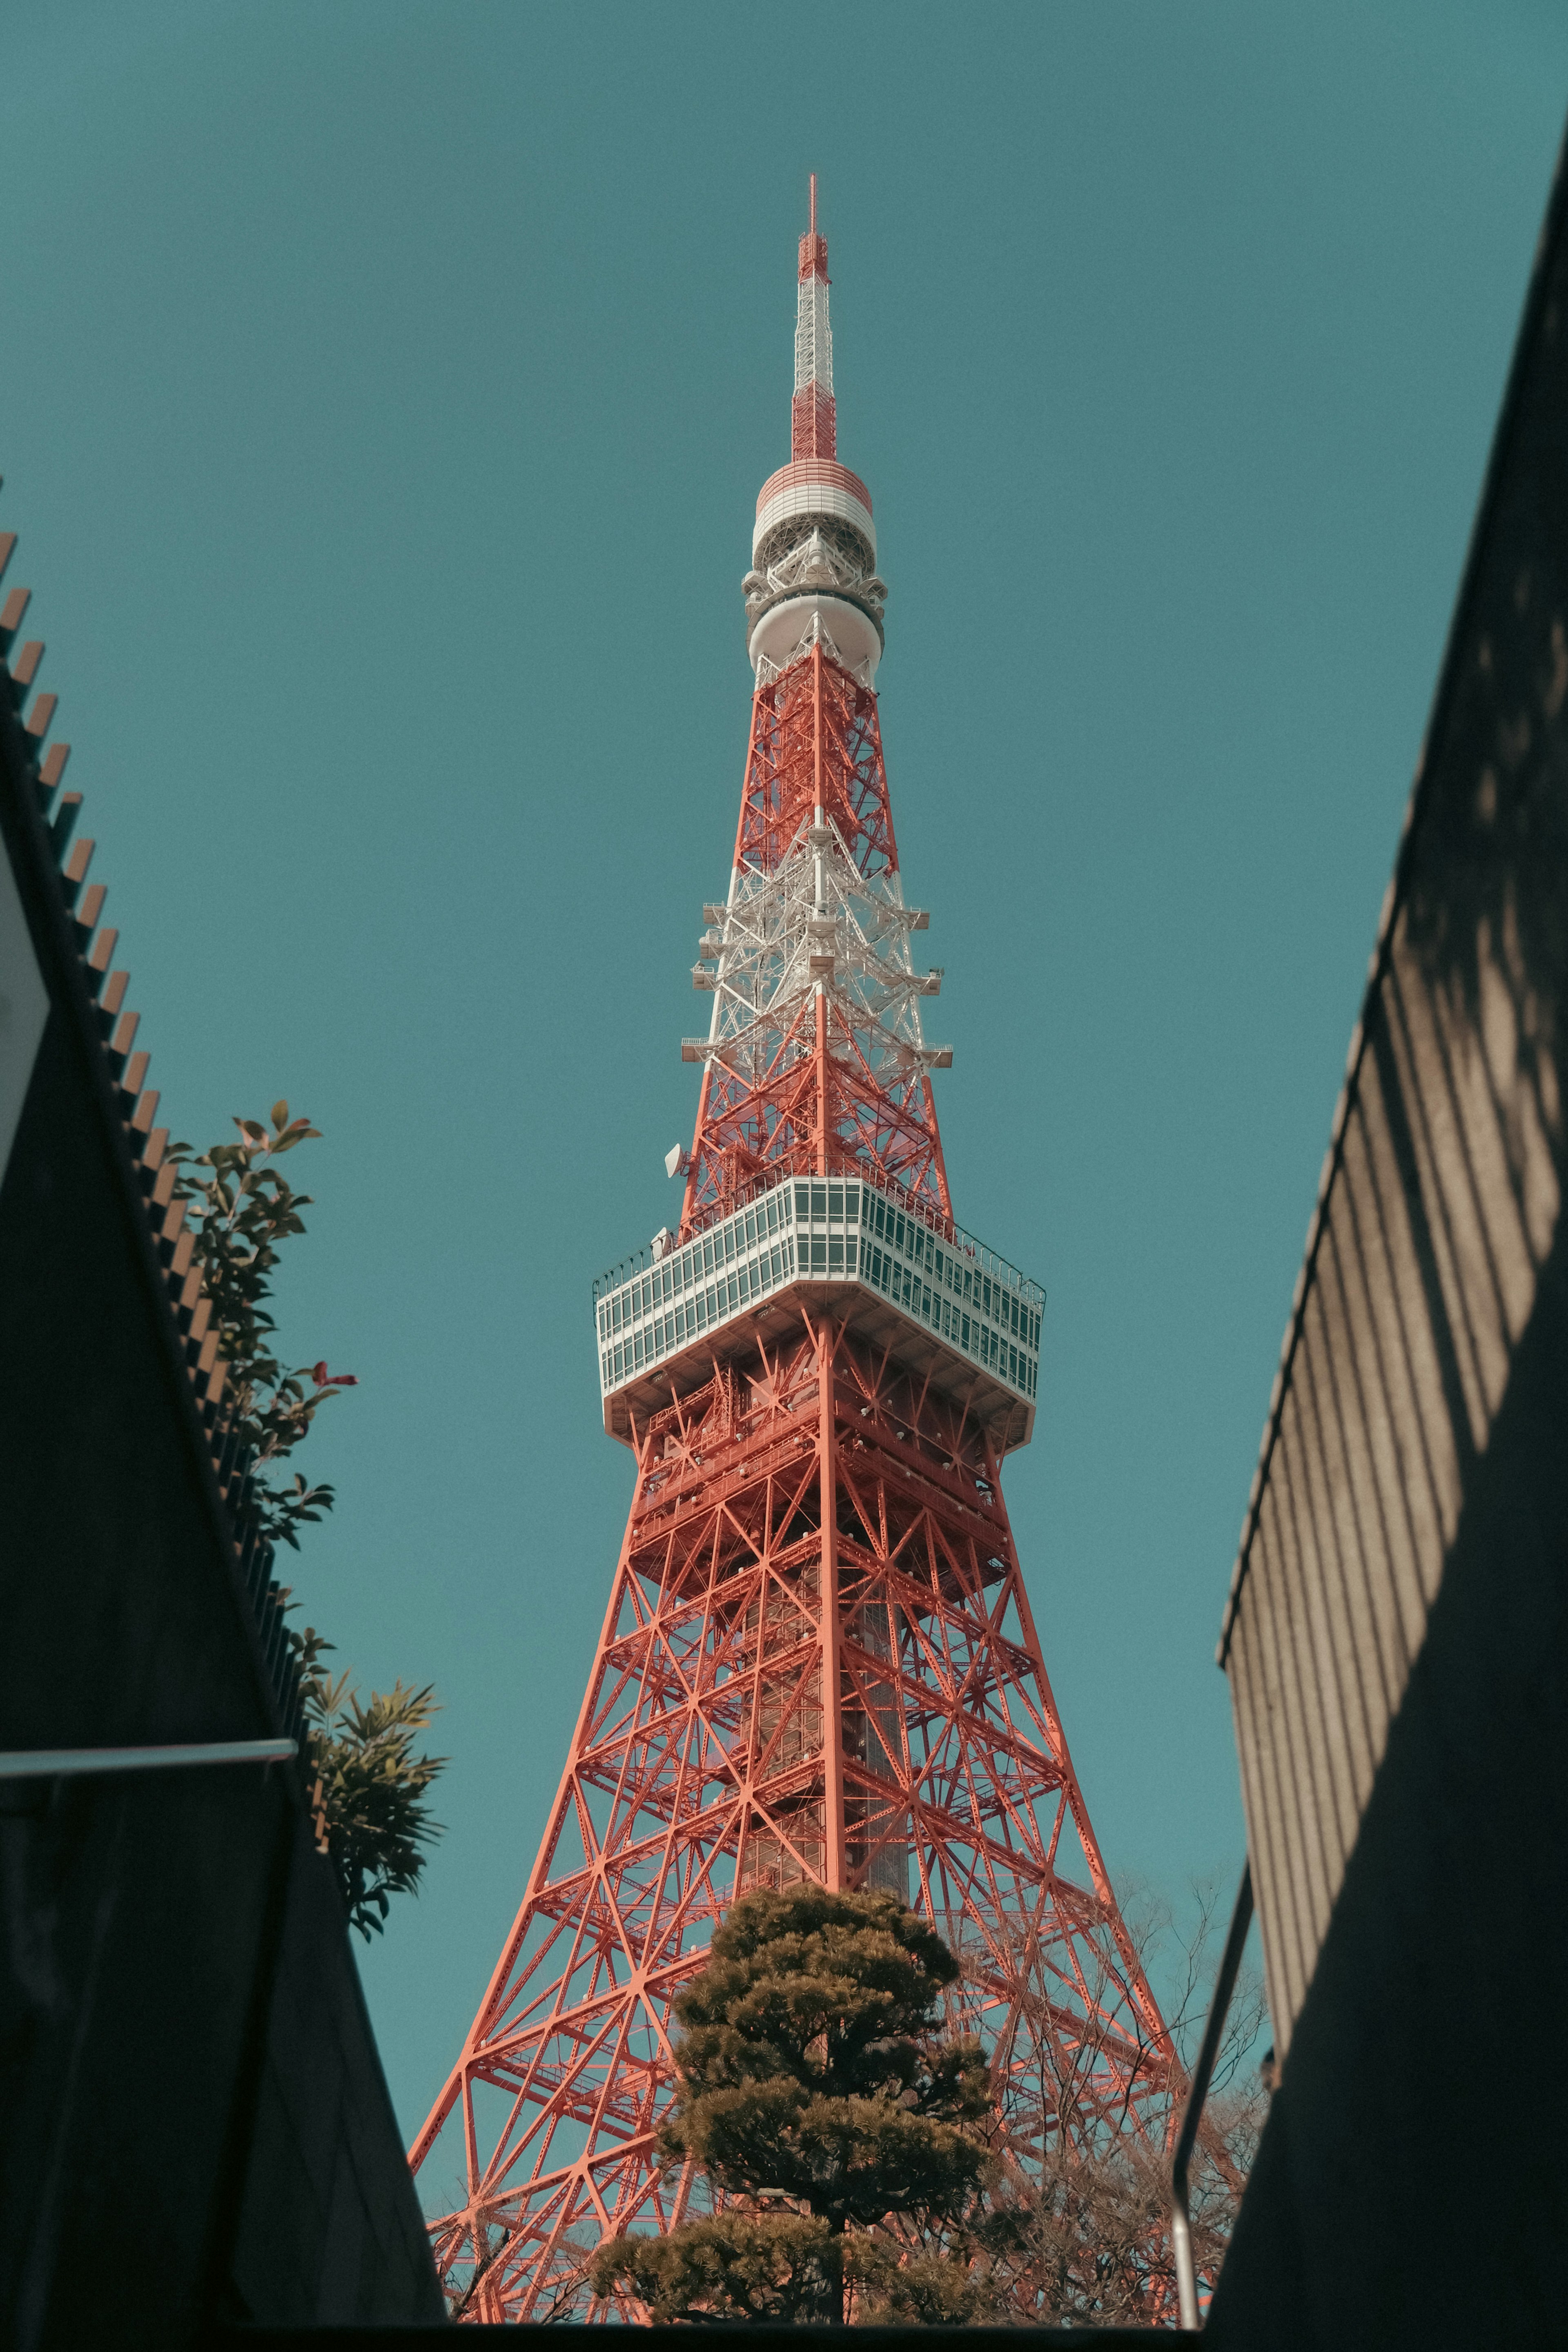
[793,175,835,459]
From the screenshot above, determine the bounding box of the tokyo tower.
[412,181,1175,2322]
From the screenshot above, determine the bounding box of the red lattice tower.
[411,181,1176,2323]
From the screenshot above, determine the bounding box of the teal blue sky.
[4,1,1565,2159]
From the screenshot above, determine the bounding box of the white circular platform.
[748,592,882,683]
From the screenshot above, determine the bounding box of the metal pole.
[0,1738,297,1780]
[1171,1857,1254,2332]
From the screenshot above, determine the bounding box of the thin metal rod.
[0,1737,297,1781]
[1171,1857,1254,2332]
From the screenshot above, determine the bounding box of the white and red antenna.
[747,176,882,687]
[793,171,835,459]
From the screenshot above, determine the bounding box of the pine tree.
[590,1885,993,2324]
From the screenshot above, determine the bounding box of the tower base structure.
[412,1269,1174,2321]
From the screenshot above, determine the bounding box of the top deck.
[593,1170,1044,1451]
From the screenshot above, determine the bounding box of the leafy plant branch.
[173,1099,446,1939]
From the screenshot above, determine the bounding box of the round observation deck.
[753,459,875,562]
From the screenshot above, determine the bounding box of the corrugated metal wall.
[1218,145,1568,2057]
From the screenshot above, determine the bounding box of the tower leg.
[817,1313,845,1890]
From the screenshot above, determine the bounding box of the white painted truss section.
[688,769,949,1104]
[795,273,833,395]
[744,527,886,635]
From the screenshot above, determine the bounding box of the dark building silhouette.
[1208,112,1568,2352]
[0,500,441,2348]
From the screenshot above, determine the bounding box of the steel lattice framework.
[682,646,947,1235]
[410,186,1176,2324]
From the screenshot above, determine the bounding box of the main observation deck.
[593,1170,1044,1453]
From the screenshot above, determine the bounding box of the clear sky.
[3,0,1565,2158]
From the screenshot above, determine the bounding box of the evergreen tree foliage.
[590,1885,993,2323]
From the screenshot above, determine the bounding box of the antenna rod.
[793,173,834,458]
